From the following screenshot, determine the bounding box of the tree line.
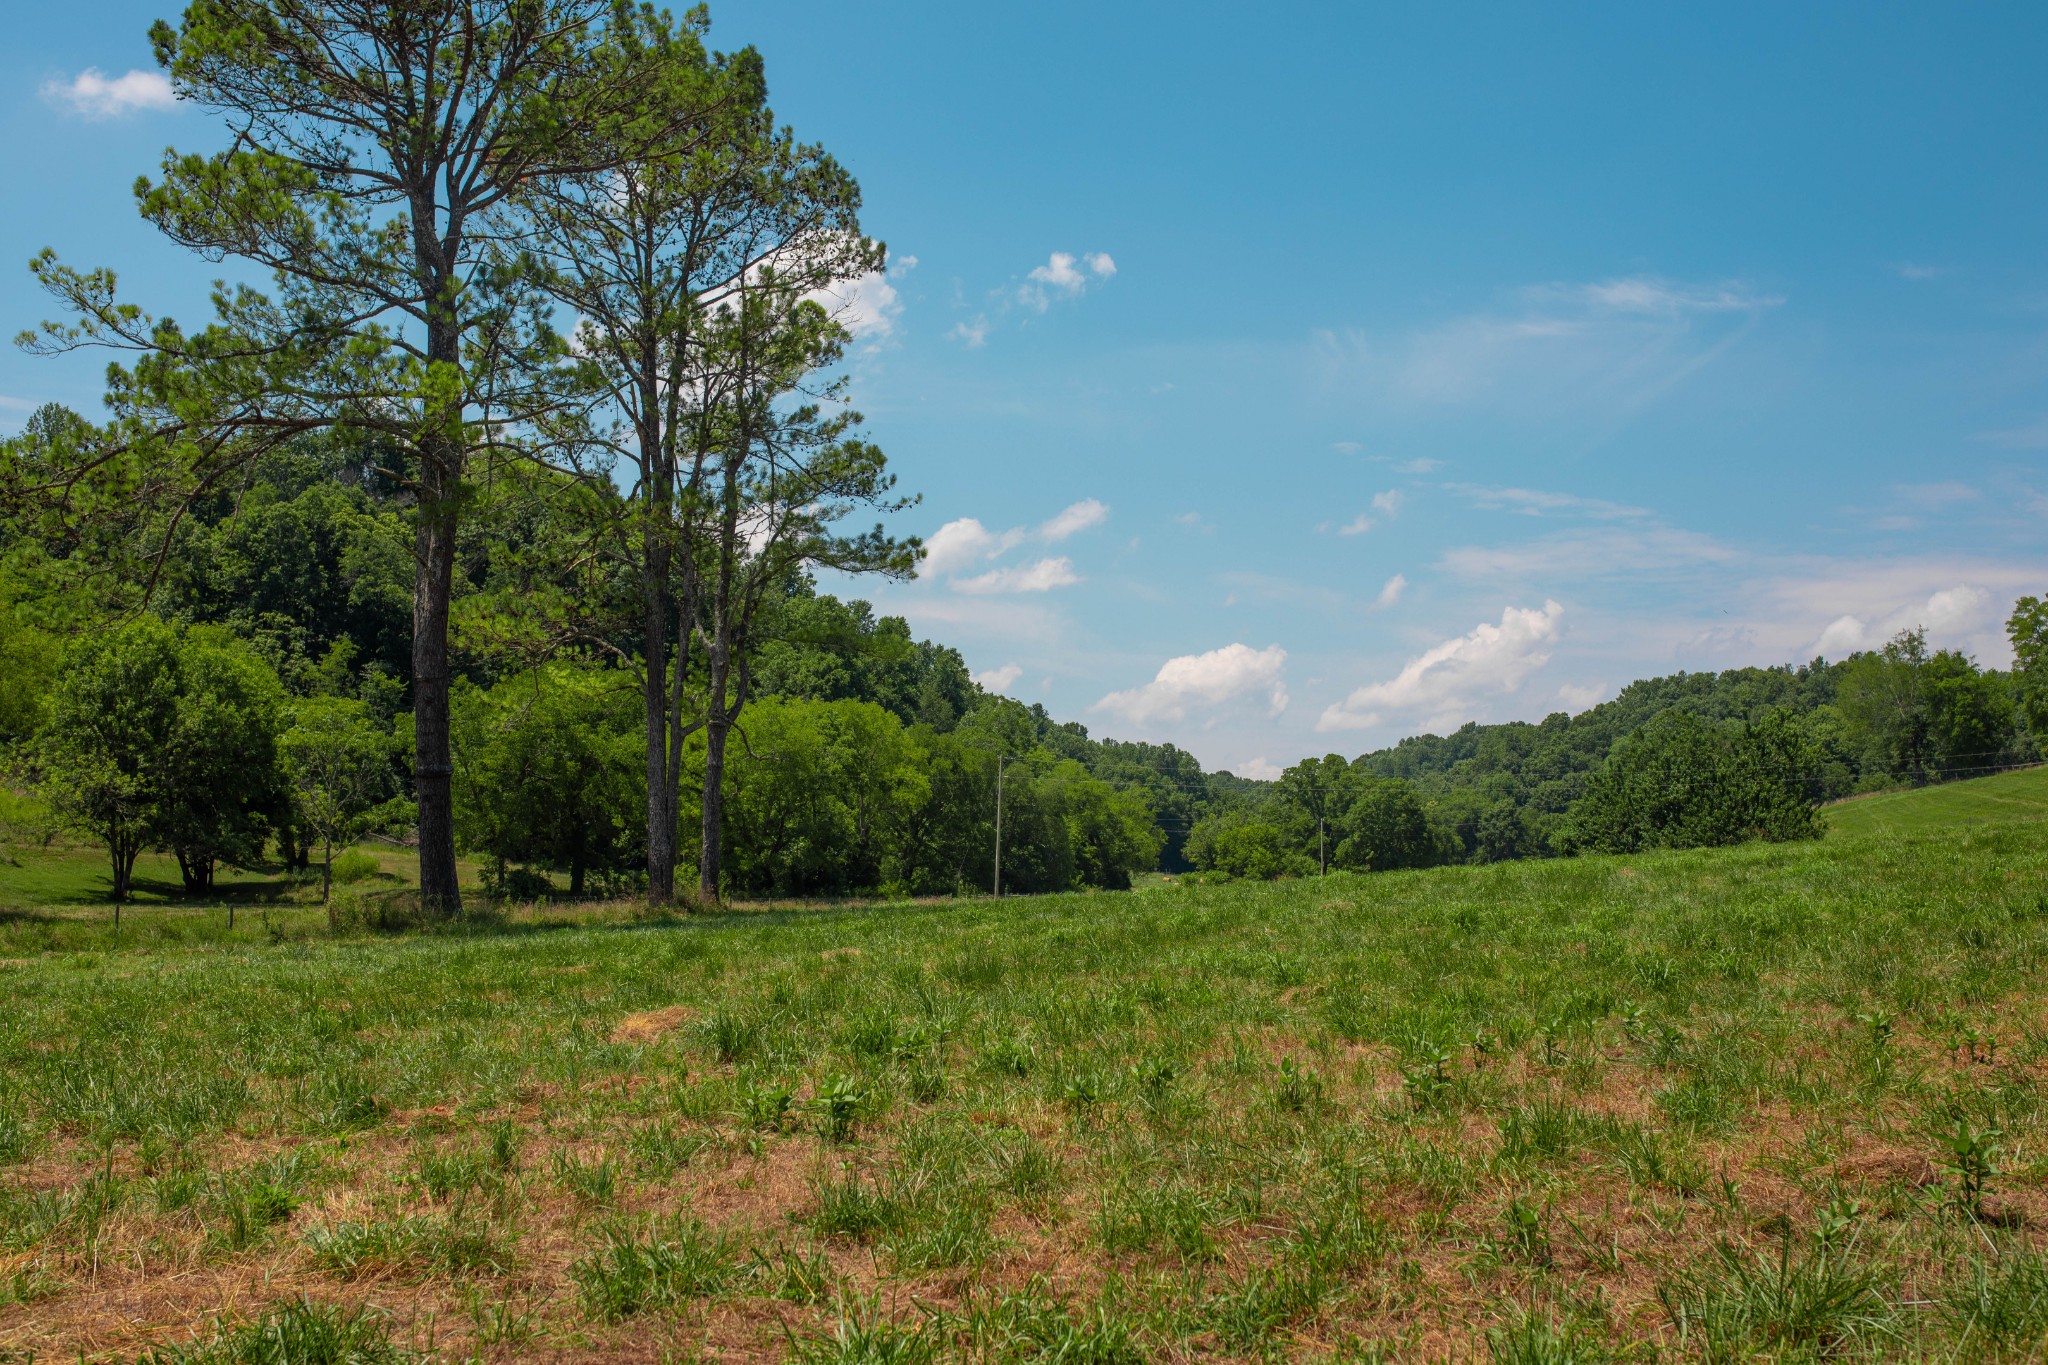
[1184,609,2047,878]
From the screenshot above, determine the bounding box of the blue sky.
[5,3,2045,776]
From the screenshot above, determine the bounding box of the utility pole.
[993,753,1007,898]
[1319,818,1326,877]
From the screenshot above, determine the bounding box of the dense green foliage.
[30,618,285,902]
[1555,710,1824,854]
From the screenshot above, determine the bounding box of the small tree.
[280,697,406,912]
[32,618,284,915]
[33,618,184,913]
[2008,595,2048,747]
[157,627,289,895]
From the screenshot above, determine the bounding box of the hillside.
[1824,763,2048,839]
[2,770,2046,1359]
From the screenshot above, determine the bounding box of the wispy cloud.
[1374,574,1407,609]
[1444,483,1654,520]
[948,315,989,348]
[1978,418,2048,449]
[1439,526,1740,580]
[1529,276,1783,315]
[42,67,175,119]
[1040,498,1109,541]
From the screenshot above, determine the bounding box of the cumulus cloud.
[1806,583,1998,658]
[921,518,1019,577]
[1371,489,1404,517]
[1237,757,1284,781]
[1337,513,1373,536]
[1558,681,1607,710]
[1317,600,1564,733]
[808,253,915,344]
[919,502,1107,591]
[1374,574,1407,609]
[974,662,1023,693]
[955,557,1081,595]
[43,67,175,118]
[1094,643,1289,726]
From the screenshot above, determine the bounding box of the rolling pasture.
[1,770,2046,1361]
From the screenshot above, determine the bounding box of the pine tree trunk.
[412,435,463,918]
[699,712,728,905]
[642,533,676,906]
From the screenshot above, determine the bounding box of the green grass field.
[2,776,2046,1362]
[1824,764,2048,840]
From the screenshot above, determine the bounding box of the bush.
[330,849,381,885]
[1557,709,1823,855]
[1185,810,1312,880]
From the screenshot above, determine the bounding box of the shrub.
[1557,709,1823,855]
[330,850,381,885]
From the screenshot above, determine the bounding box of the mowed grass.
[1825,763,2048,839]
[0,779,2044,1361]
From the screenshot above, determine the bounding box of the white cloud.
[920,502,1106,587]
[1094,643,1289,726]
[1371,489,1404,517]
[1814,614,1868,656]
[955,557,1081,595]
[1174,511,1204,527]
[949,315,989,348]
[1237,757,1284,781]
[1892,262,1946,281]
[1317,600,1564,733]
[1029,252,1088,296]
[974,663,1023,693]
[1558,681,1607,711]
[1039,498,1108,541]
[1374,574,1407,609]
[921,518,1015,578]
[1018,250,1117,311]
[42,67,175,119]
[1337,513,1373,536]
[0,397,36,412]
[1393,457,1442,474]
[812,264,904,343]
[1812,584,1995,658]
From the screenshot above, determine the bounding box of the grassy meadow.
[0,770,2045,1361]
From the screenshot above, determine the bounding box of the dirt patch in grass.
[610,1004,698,1044]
